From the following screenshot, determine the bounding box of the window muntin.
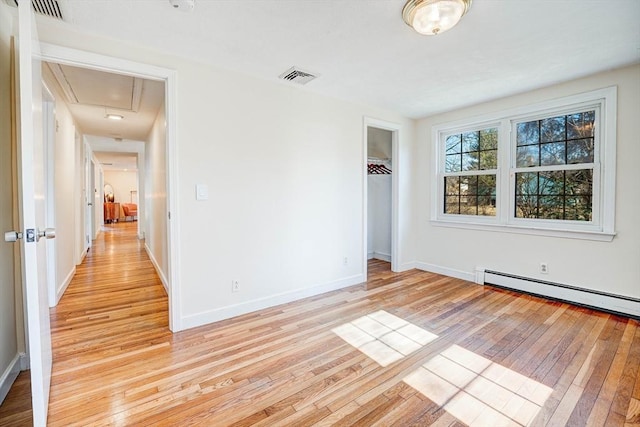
[443,128,498,217]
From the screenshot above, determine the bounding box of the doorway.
[367,128,392,263]
[363,117,400,278]
[38,43,181,331]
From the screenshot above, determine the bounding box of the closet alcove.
[367,128,392,262]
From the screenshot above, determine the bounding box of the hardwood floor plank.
[1,221,639,426]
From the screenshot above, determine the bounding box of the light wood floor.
[1,222,639,426]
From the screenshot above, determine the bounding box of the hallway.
[48,222,169,424]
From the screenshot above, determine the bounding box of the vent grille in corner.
[278,67,318,85]
[5,0,65,20]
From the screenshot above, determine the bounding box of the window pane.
[477,196,496,216]
[565,169,592,195]
[538,196,564,219]
[567,111,595,139]
[445,176,460,195]
[462,152,478,171]
[446,134,462,154]
[565,196,592,221]
[567,139,594,164]
[460,175,478,195]
[540,142,566,166]
[539,171,565,195]
[540,116,566,143]
[460,196,478,215]
[516,145,539,167]
[479,149,497,169]
[517,121,539,146]
[480,128,498,150]
[515,195,538,218]
[516,172,538,196]
[445,154,462,172]
[462,131,479,152]
[478,175,495,196]
[445,196,460,214]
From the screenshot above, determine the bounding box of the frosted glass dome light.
[402,0,472,36]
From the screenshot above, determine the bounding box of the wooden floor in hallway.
[1,222,639,426]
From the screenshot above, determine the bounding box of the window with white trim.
[432,87,616,241]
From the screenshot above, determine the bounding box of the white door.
[16,1,53,424]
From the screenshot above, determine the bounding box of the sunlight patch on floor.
[404,344,553,426]
[331,310,438,367]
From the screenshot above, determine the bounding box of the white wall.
[368,175,392,261]
[416,64,640,300]
[35,21,417,330]
[42,66,81,302]
[0,1,20,404]
[144,103,168,287]
[104,170,138,207]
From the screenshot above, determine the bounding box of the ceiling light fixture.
[402,0,472,36]
[106,113,124,120]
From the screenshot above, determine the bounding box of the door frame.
[42,81,57,308]
[37,43,182,331]
[363,117,401,277]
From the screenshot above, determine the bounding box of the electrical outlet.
[232,280,240,292]
[540,262,548,274]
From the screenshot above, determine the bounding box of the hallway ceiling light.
[106,113,124,120]
[402,0,472,36]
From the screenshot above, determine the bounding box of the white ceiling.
[45,62,165,141]
[94,151,138,171]
[52,0,639,119]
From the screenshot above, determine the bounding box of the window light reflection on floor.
[331,310,438,367]
[404,344,553,426]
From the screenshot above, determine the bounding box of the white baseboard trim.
[485,270,640,318]
[367,252,391,262]
[55,266,76,306]
[78,248,88,264]
[0,353,22,405]
[181,273,365,330]
[415,262,475,283]
[396,261,417,272]
[145,244,168,294]
[373,252,391,262]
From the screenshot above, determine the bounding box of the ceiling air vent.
[5,0,66,21]
[278,67,318,85]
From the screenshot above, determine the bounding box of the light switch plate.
[196,184,208,201]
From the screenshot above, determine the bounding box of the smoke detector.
[169,0,194,12]
[278,67,318,85]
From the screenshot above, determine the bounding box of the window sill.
[430,219,616,242]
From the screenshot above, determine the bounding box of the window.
[514,110,595,221]
[432,87,616,241]
[444,128,498,216]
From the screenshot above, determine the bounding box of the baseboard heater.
[484,270,640,320]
